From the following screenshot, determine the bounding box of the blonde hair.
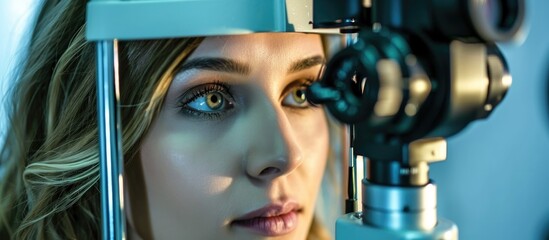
[0,1,340,239]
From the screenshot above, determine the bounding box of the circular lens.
[469,0,525,42]
[484,0,503,29]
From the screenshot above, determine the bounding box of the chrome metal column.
[96,40,126,240]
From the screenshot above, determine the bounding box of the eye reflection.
[192,92,223,110]
[178,82,234,120]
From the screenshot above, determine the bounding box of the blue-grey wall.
[431,1,549,239]
[0,0,38,145]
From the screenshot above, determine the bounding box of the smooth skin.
[126,33,330,239]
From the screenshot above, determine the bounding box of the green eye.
[186,91,231,113]
[282,86,310,108]
[292,88,307,104]
[178,82,235,120]
[206,92,223,110]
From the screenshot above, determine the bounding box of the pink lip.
[231,201,301,236]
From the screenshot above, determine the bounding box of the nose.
[244,98,303,182]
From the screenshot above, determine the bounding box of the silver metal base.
[336,213,458,240]
[362,181,437,230]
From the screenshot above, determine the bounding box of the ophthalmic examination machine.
[86,0,525,239]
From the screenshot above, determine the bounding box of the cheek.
[139,122,241,199]
[293,110,329,151]
[136,118,244,234]
[290,110,330,182]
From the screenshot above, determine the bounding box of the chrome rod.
[96,40,126,240]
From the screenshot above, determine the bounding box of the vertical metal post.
[345,33,359,214]
[96,40,126,240]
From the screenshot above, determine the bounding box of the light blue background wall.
[0,0,38,145]
[1,0,548,239]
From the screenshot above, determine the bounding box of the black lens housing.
[431,0,525,42]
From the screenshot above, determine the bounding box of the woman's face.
[129,33,329,239]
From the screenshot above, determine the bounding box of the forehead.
[189,33,324,61]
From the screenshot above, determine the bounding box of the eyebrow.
[288,55,325,74]
[178,55,325,75]
[179,57,251,75]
